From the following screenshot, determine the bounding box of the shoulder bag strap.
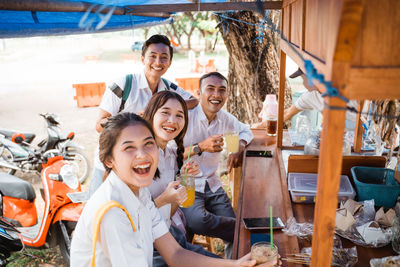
[118,74,133,113]
[90,200,136,267]
[161,78,178,91]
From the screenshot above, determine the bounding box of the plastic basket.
[288,173,356,204]
[350,166,400,208]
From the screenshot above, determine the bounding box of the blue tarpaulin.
[0,0,224,38]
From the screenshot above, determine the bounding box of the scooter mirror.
[11,133,25,144]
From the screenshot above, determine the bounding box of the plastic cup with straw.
[250,205,278,264]
[176,145,195,208]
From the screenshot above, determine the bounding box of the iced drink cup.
[225,131,239,153]
[176,174,195,208]
[251,242,278,265]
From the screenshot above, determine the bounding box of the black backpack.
[110,74,178,113]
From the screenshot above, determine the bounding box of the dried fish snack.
[298,246,358,267]
[370,255,400,267]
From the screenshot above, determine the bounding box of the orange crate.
[84,55,99,63]
[121,54,136,63]
[72,82,106,108]
[175,77,200,99]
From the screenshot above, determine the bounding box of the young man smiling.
[90,35,198,196]
[182,72,253,258]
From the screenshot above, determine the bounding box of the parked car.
[131,41,144,51]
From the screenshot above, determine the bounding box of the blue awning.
[0,0,222,38]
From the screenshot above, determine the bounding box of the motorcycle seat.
[0,129,36,144]
[0,173,35,201]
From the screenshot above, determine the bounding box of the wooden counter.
[233,129,396,266]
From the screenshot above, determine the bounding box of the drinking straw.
[184,145,192,179]
[270,206,273,249]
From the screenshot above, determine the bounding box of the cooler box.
[288,172,356,203]
[350,166,400,208]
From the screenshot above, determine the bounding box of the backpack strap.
[118,74,133,113]
[91,200,136,267]
[161,78,178,91]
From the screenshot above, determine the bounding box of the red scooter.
[0,153,86,264]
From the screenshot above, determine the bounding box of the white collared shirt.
[183,105,254,193]
[71,171,169,267]
[100,70,192,116]
[148,144,185,229]
[95,70,193,170]
[295,90,357,130]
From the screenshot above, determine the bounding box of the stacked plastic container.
[288,172,356,203]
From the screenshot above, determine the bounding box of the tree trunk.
[216,11,292,125]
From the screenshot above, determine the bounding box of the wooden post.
[277,50,286,148]
[311,97,346,267]
[310,1,365,266]
[229,166,242,212]
[353,100,365,153]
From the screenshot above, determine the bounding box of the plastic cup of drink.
[266,117,277,136]
[251,242,278,265]
[176,174,195,208]
[225,131,239,153]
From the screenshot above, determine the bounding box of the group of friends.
[70,34,280,266]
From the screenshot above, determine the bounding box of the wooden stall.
[275,0,400,266]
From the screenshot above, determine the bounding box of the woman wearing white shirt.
[143,91,220,266]
[71,112,278,267]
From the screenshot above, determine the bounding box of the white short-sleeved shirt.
[294,90,357,130]
[183,105,254,193]
[100,70,192,116]
[94,70,193,170]
[148,144,185,229]
[71,171,169,267]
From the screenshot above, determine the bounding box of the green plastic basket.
[351,166,400,208]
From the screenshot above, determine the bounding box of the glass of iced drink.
[251,242,278,265]
[225,131,239,153]
[176,174,195,208]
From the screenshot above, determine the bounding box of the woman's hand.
[159,181,187,206]
[235,253,282,267]
[180,160,200,177]
[235,253,256,266]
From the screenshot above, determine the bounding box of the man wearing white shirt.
[182,72,254,256]
[90,34,198,195]
[283,68,357,129]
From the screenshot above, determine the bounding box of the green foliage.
[7,248,63,267]
[155,11,219,50]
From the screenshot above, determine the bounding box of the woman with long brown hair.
[71,112,275,266]
[143,91,219,266]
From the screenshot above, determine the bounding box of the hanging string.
[324,103,400,121]
[79,4,115,31]
[213,11,399,121]
[198,0,201,12]
[213,11,350,103]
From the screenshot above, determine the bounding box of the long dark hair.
[99,112,159,180]
[142,91,188,172]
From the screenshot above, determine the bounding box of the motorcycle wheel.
[0,146,16,175]
[64,150,90,184]
[56,220,76,266]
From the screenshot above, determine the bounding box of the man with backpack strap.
[90,34,198,195]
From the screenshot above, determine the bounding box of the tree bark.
[216,11,292,125]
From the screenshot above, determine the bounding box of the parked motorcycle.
[0,217,23,266]
[0,113,90,183]
[0,154,86,265]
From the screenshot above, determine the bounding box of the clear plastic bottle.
[262,94,278,136]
